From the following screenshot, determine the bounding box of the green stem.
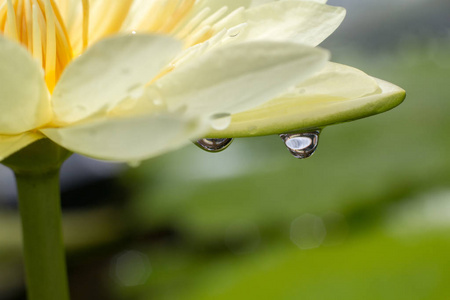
[16,170,70,300]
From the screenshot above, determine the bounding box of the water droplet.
[127,84,144,99]
[111,250,151,287]
[153,98,163,106]
[145,86,165,108]
[211,113,231,130]
[75,104,87,112]
[195,138,233,153]
[227,23,247,37]
[280,130,320,159]
[228,28,241,37]
[247,126,258,135]
[127,160,142,168]
[290,214,326,250]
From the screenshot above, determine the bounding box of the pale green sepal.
[51,34,183,125]
[207,78,406,138]
[41,114,207,161]
[0,132,44,162]
[0,36,51,135]
[221,1,345,47]
[156,41,329,118]
[2,138,71,175]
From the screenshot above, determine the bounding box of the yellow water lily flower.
[0,0,404,162]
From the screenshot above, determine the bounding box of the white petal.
[251,0,327,6]
[0,132,44,161]
[221,1,345,46]
[0,36,51,135]
[200,0,252,11]
[156,41,329,118]
[285,62,380,99]
[207,73,405,138]
[41,114,206,161]
[52,34,183,125]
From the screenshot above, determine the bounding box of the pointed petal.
[0,36,51,135]
[251,0,327,6]
[41,114,206,161]
[52,34,183,125]
[0,132,44,161]
[206,64,406,137]
[221,1,345,46]
[156,41,329,118]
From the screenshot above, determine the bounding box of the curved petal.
[0,132,44,161]
[206,71,406,138]
[52,34,183,125]
[220,1,345,46]
[0,36,51,135]
[41,113,206,161]
[251,0,327,6]
[282,62,380,99]
[156,41,329,118]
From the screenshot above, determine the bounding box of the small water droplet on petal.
[247,126,258,135]
[127,84,145,100]
[280,131,320,159]
[211,113,231,131]
[195,138,233,153]
[227,23,247,37]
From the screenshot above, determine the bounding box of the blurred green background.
[1,0,450,299]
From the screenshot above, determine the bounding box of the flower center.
[1,0,247,91]
[0,0,89,91]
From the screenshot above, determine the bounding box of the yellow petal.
[0,132,44,161]
[206,69,405,138]
[41,113,206,161]
[0,36,51,135]
[220,1,345,46]
[156,41,329,118]
[52,34,183,125]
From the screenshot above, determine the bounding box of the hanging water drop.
[280,131,320,159]
[195,138,233,153]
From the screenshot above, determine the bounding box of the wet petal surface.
[207,67,405,138]
[41,113,206,161]
[156,41,329,120]
[52,34,182,125]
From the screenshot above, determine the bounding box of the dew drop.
[280,130,320,159]
[145,86,165,107]
[227,23,247,38]
[228,27,241,37]
[153,98,163,106]
[195,138,233,153]
[127,84,144,99]
[127,160,142,168]
[211,113,232,131]
[247,126,258,135]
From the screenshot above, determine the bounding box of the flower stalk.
[3,139,71,300]
[16,170,70,300]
